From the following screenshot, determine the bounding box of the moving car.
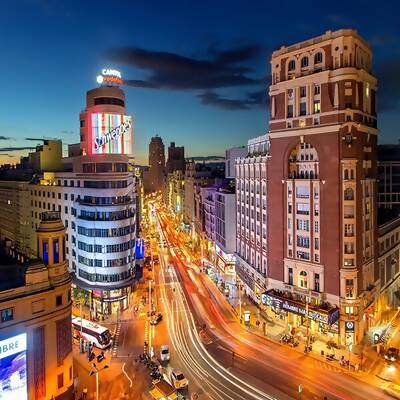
[382,383,400,399]
[160,345,170,362]
[171,369,189,389]
[150,313,163,325]
[384,347,399,362]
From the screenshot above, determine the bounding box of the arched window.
[305,170,309,179]
[299,271,308,288]
[310,171,314,179]
[301,56,309,68]
[300,170,304,179]
[350,169,355,180]
[314,52,323,64]
[344,169,349,180]
[288,60,296,71]
[344,187,354,201]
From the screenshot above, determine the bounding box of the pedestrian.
[82,387,88,399]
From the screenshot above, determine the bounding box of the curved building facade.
[27,74,137,314]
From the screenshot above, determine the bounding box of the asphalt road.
[152,205,393,400]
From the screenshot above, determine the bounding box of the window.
[300,102,307,116]
[314,221,319,233]
[296,186,309,198]
[287,104,293,118]
[64,194,68,201]
[314,85,321,95]
[301,57,309,68]
[344,187,354,201]
[299,270,308,288]
[300,86,307,97]
[65,206,68,214]
[288,218,292,229]
[288,60,295,71]
[345,279,354,298]
[314,204,319,216]
[314,52,323,64]
[296,203,309,215]
[0,308,13,322]
[315,238,319,250]
[57,373,64,389]
[56,295,63,306]
[313,100,320,113]
[58,193,61,200]
[314,273,320,292]
[345,306,354,314]
[288,268,293,285]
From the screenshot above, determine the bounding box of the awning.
[262,289,340,325]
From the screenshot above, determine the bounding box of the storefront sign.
[263,292,340,325]
[345,321,355,332]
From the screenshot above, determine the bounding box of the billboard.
[0,333,27,400]
[90,113,132,155]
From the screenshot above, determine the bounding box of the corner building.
[265,29,378,345]
[0,213,73,400]
[29,79,136,315]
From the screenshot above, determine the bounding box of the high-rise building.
[166,141,185,174]
[0,212,73,400]
[236,29,379,345]
[0,69,138,315]
[144,136,165,193]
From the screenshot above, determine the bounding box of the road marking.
[122,362,133,388]
[112,323,121,356]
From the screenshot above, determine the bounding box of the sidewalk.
[201,267,390,385]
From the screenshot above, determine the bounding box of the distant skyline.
[0,1,399,165]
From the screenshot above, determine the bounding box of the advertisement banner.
[90,113,133,155]
[0,333,27,400]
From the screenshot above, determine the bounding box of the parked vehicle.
[160,345,170,362]
[171,369,189,389]
[72,317,112,349]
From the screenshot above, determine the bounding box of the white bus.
[72,316,113,349]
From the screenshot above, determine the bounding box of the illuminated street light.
[89,363,109,400]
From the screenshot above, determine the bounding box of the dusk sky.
[0,0,399,165]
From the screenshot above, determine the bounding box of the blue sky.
[0,0,399,165]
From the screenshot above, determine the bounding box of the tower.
[266,29,378,345]
[147,135,165,192]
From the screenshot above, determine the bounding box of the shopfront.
[262,289,340,338]
[91,286,132,315]
[215,244,236,275]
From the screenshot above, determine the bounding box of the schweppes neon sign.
[94,118,132,150]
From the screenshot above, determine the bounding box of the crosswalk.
[112,323,121,357]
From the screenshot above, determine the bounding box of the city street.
[151,203,394,400]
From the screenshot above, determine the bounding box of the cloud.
[105,44,267,110]
[0,136,11,140]
[25,137,46,142]
[0,146,36,152]
[197,89,268,111]
[61,130,75,135]
[376,58,400,112]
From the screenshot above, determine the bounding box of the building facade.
[0,212,73,400]
[235,135,269,301]
[0,74,138,315]
[166,142,185,174]
[378,144,400,211]
[236,30,379,345]
[143,136,165,193]
[225,146,247,179]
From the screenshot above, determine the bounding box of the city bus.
[72,316,113,349]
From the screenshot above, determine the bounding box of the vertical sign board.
[0,333,27,400]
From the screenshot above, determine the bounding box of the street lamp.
[89,363,109,400]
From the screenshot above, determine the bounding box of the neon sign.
[90,113,133,155]
[96,69,123,86]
